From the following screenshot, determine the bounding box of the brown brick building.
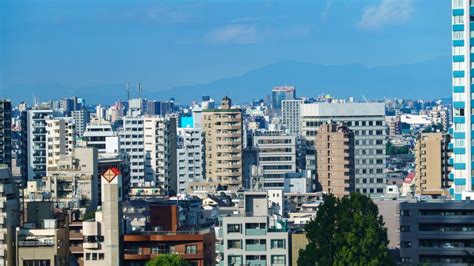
[123,204,216,266]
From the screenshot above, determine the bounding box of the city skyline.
[1,0,451,103]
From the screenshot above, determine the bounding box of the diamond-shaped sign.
[102,168,119,183]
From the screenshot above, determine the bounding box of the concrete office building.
[71,109,90,137]
[281,99,303,136]
[119,116,177,194]
[25,109,53,180]
[253,131,297,190]
[451,0,474,199]
[82,121,116,153]
[414,133,451,196]
[0,100,12,169]
[83,167,122,266]
[301,102,386,196]
[218,191,289,266]
[46,117,76,171]
[271,86,295,110]
[315,123,355,198]
[44,147,98,211]
[399,199,474,264]
[202,97,243,191]
[176,127,204,194]
[0,167,20,266]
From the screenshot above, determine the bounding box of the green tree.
[298,193,394,266]
[145,254,189,266]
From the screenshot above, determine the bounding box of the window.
[453,15,465,24]
[453,0,464,8]
[400,225,411,232]
[271,239,285,249]
[228,255,242,266]
[454,30,464,39]
[86,253,91,261]
[271,255,286,265]
[23,261,51,266]
[401,210,410,216]
[185,245,197,254]
[227,224,241,233]
[228,240,242,249]
[99,253,104,260]
[92,253,98,260]
[401,241,412,248]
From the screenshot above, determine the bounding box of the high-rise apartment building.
[176,127,204,194]
[253,131,297,190]
[71,109,90,137]
[271,86,295,110]
[46,117,76,171]
[301,103,386,196]
[451,0,474,199]
[0,167,20,266]
[414,133,452,196]
[281,99,303,136]
[25,109,53,179]
[315,123,355,198]
[119,116,177,194]
[202,97,243,191]
[0,100,12,169]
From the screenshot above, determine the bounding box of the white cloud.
[205,25,259,44]
[357,0,414,30]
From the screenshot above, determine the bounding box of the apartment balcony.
[70,245,84,254]
[247,259,267,266]
[69,231,83,240]
[246,244,266,252]
[245,228,266,236]
[83,242,100,249]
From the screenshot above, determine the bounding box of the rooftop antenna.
[361,94,369,103]
[138,82,143,99]
[127,83,130,101]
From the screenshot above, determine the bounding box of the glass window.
[454,30,465,39]
[185,245,197,254]
[453,15,465,24]
[271,239,285,249]
[453,0,464,8]
[271,255,286,265]
[227,224,241,233]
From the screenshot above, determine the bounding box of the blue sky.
[0,0,451,98]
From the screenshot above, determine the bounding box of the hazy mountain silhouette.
[2,57,450,104]
[151,57,451,103]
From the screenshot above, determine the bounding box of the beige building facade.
[414,132,451,196]
[315,123,354,198]
[202,97,243,191]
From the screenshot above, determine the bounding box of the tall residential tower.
[451,0,474,199]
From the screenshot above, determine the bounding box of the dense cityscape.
[1,0,472,266]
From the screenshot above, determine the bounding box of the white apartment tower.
[450,0,474,199]
[176,127,204,194]
[281,99,303,136]
[26,109,53,179]
[46,117,76,172]
[119,116,177,194]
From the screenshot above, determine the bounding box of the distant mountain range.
[2,57,451,104]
